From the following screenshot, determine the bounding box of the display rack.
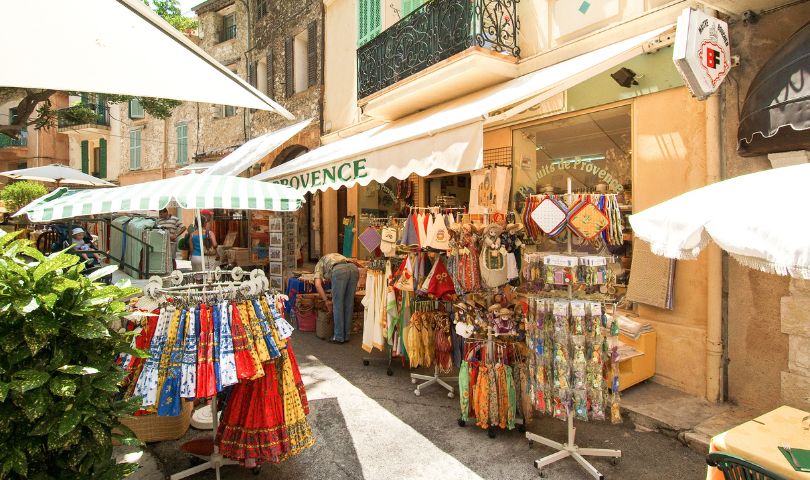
[525,178,621,479]
[457,326,526,438]
[142,268,274,480]
[362,342,403,376]
[411,365,457,398]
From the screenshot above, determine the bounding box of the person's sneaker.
[328,338,343,344]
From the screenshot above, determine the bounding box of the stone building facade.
[250,0,324,174]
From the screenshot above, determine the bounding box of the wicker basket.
[119,400,193,443]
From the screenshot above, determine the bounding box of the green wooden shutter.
[402,0,418,16]
[176,124,188,166]
[99,138,107,178]
[129,129,141,170]
[80,140,89,174]
[358,0,381,46]
[307,21,318,87]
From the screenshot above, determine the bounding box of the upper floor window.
[401,0,424,17]
[256,0,268,19]
[176,123,188,166]
[357,0,381,47]
[129,99,144,119]
[221,13,237,42]
[8,107,18,125]
[285,22,318,97]
[129,128,142,170]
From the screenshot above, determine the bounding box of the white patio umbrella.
[0,164,115,187]
[0,0,292,117]
[629,163,810,279]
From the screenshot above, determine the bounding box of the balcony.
[357,0,520,120]
[57,103,110,135]
[0,131,27,148]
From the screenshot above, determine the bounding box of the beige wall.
[718,2,810,411]
[633,87,709,397]
[323,0,359,134]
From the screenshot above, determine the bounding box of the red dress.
[286,342,309,415]
[196,304,216,398]
[217,361,288,466]
[230,302,258,380]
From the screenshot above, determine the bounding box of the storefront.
[254,23,727,404]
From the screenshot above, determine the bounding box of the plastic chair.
[707,452,787,480]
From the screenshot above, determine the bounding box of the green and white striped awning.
[16,174,305,222]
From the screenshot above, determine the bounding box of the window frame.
[176,123,188,166]
[221,13,237,42]
[129,99,145,119]
[129,127,142,170]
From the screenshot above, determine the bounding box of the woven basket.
[119,400,193,443]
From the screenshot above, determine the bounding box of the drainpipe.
[704,7,723,404]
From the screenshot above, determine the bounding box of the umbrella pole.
[196,209,206,280]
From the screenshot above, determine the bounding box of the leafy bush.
[0,233,145,479]
[0,182,47,217]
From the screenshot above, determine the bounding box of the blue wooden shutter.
[80,140,89,174]
[99,138,107,178]
[358,0,381,46]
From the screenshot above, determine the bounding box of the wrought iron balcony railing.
[57,103,110,129]
[357,0,519,99]
[0,131,27,148]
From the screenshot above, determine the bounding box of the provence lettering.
[273,159,368,189]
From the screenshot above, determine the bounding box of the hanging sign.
[673,7,731,100]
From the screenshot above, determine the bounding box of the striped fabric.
[19,175,305,222]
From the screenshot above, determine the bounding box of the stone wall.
[721,1,810,411]
[250,0,323,139]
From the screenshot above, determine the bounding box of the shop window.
[512,104,632,279]
[512,105,631,204]
[356,178,414,260]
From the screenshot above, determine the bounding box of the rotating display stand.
[411,366,457,397]
[525,178,621,479]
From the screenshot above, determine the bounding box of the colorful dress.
[241,302,271,364]
[196,304,216,398]
[180,306,198,398]
[252,299,281,359]
[157,309,186,416]
[133,306,172,407]
[217,361,288,466]
[279,350,315,459]
[230,302,258,380]
[218,302,239,389]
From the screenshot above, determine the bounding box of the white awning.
[0,0,293,117]
[253,25,672,193]
[203,120,311,176]
[176,161,219,174]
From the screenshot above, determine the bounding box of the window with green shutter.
[401,0,424,17]
[176,123,188,166]
[358,0,381,47]
[80,140,89,174]
[99,138,107,178]
[129,128,141,170]
[129,99,144,119]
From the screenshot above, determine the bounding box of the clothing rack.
[139,269,272,480]
[525,177,621,479]
[457,326,526,438]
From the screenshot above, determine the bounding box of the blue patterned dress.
[179,306,198,398]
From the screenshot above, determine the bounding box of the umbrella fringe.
[645,231,710,261]
[730,253,810,280]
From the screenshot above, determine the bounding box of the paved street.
[151,331,707,480]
